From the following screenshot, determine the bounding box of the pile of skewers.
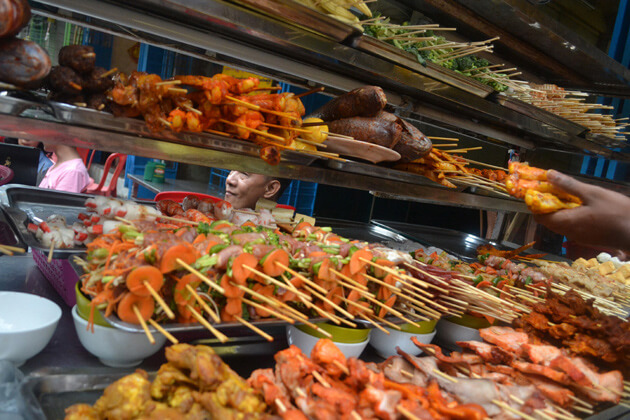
[505,83,628,141]
[75,213,485,344]
[105,72,345,164]
[394,138,509,195]
[363,17,517,92]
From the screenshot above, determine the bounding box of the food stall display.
[0,0,629,419]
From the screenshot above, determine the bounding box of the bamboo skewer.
[133,305,155,344]
[261,122,311,133]
[147,318,178,344]
[0,244,25,253]
[177,258,225,294]
[186,304,229,343]
[443,147,483,153]
[371,313,402,330]
[235,315,274,341]
[183,104,203,115]
[48,240,55,263]
[219,119,287,143]
[397,405,422,420]
[144,281,175,319]
[312,371,331,388]
[241,298,294,325]
[294,87,325,98]
[295,137,328,148]
[244,266,312,301]
[300,284,356,321]
[276,262,328,294]
[359,312,389,334]
[156,79,181,86]
[185,284,221,323]
[0,246,13,256]
[159,215,199,225]
[329,268,369,291]
[427,136,459,141]
[332,359,350,375]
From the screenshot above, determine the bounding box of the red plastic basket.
[32,249,79,307]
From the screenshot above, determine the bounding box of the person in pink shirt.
[39,144,90,193]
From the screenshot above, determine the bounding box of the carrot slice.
[318,258,334,282]
[126,266,164,297]
[294,221,313,232]
[378,295,397,318]
[225,297,243,316]
[174,273,201,306]
[242,220,256,228]
[193,233,207,245]
[220,274,245,298]
[377,285,392,301]
[289,276,304,288]
[117,293,154,324]
[384,273,398,286]
[347,289,361,302]
[231,253,259,285]
[373,259,396,278]
[212,222,232,230]
[160,243,200,273]
[262,249,289,277]
[349,249,373,275]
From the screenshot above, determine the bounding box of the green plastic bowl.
[399,320,438,334]
[447,313,493,329]
[297,322,370,343]
[75,282,112,328]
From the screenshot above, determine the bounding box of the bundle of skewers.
[363,17,520,93]
[0,243,25,256]
[394,138,509,196]
[104,71,344,164]
[505,83,628,141]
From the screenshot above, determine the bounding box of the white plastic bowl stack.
[0,292,62,366]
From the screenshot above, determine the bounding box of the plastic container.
[143,161,156,181]
[31,249,80,307]
[152,161,165,184]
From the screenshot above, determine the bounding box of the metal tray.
[0,95,319,167]
[371,220,569,263]
[326,159,457,190]
[354,35,495,99]
[0,185,96,259]
[230,0,361,42]
[20,370,151,420]
[493,94,588,137]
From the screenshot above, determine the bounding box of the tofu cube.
[598,260,615,276]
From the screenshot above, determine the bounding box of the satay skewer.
[358,313,389,334]
[98,67,118,78]
[186,304,229,343]
[185,284,220,323]
[132,305,155,344]
[332,360,350,375]
[243,266,312,301]
[234,315,273,341]
[144,281,175,319]
[177,259,225,294]
[147,318,178,344]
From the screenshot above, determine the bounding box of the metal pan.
[354,35,495,99]
[0,186,97,259]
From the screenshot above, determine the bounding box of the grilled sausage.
[328,117,402,148]
[182,195,200,211]
[0,37,50,88]
[310,86,387,121]
[394,118,433,162]
[0,0,31,38]
[82,67,114,93]
[48,66,83,95]
[59,45,95,74]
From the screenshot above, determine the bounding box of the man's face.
[224,171,269,209]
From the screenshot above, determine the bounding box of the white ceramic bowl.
[434,318,482,352]
[0,291,61,366]
[72,306,166,367]
[286,325,369,359]
[369,327,437,358]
